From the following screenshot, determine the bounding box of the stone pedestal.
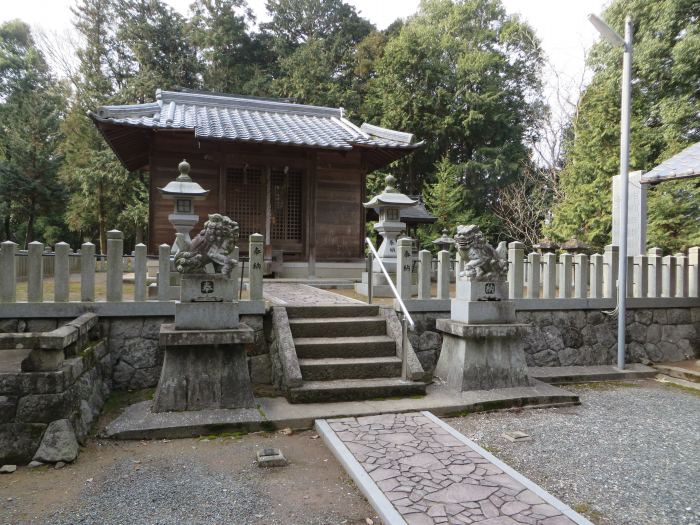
[175,273,239,330]
[451,281,515,324]
[435,320,530,391]
[152,324,255,412]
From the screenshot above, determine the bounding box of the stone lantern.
[158,159,209,253]
[432,229,455,252]
[363,174,416,272]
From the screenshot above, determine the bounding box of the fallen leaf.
[365,519,374,525]
[279,427,293,436]
[310,434,319,439]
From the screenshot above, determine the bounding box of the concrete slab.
[316,411,592,525]
[104,380,579,440]
[529,364,657,384]
[653,360,700,383]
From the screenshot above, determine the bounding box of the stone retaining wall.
[409,307,700,373]
[0,338,112,464]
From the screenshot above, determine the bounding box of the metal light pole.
[589,14,633,369]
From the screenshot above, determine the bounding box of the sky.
[1,0,610,128]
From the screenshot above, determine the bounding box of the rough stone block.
[667,308,691,324]
[16,392,71,423]
[26,319,57,333]
[0,396,17,423]
[249,354,272,384]
[130,366,160,389]
[113,359,136,388]
[0,423,46,464]
[120,338,160,369]
[33,419,79,463]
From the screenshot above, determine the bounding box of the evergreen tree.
[364,0,544,212]
[0,20,67,247]
[549,0,700,252]
[422,156,465,238]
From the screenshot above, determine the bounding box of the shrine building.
[90,89,422,277]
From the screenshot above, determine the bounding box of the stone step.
[298,356,402,381]
[288,317,387,338]
[288,377,426,403]
[285,304,380,319]
[294,336,397,359]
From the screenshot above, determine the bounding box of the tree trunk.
[98,183,107,255]
[24,199,36,249]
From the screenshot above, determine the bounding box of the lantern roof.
[158,159,210,198]
[363,175,417,208]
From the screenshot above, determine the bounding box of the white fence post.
[633,255,648,298]
[106,230,123,302]
[559,253,572,298]
[647,247,662,298]
[134,243,147,302]
[661,255,676,298]
[397,237,413,300]
[590,254,603,298]
[437,250,450,300]
[28,241,44,303]
[626,255,634,298]
[54,242,70,302]
[418,250,431,299]
[689,246,699,298]
[508,242,524,299]
[603,244,619,299]
[574,254,588,298]
[158,243,171,301]
[527,252,540,299]
[542,252,556,299]
[675,253,687,298]
[249,233,264,301]
[81,242,96,302]
[0,241,17,303]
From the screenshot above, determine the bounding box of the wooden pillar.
[306,152,317,277]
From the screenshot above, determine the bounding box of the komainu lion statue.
[454,224,508,281]
[174,214,239,277]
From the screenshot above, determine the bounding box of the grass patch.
[658,381,700,397]
[573,502,604,522]
[198,430,248,441]
[481,444,501,454]
[102,388,155,418]
[571,381,642,391]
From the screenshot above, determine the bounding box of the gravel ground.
[0,430,380,525]
[447,380,700,525]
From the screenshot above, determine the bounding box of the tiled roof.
[90,89,421,151]
[641,142,700,183]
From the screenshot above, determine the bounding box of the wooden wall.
[147,133,366,261]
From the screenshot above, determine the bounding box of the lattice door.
[270,168,303,244]
[226,166,265,240]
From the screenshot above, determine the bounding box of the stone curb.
[315,418,407,525]
[421,411,594,525]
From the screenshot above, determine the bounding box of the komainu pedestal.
[152,214,256,412]
[435,225,530,391]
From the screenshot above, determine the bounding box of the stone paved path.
[321,411,586,525]
[264,282,364,305]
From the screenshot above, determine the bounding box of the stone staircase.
[284,305,427,403]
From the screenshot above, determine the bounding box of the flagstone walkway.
[318,411,589,525]
[263,282,364,305]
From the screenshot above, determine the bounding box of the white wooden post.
[418,250,431,299]
[158,243,171,301]
[626,255,634,298]
[542,252,556,299]
[674,253,687,298]
[0,241,17,303]
[54,242,70,302]
[27,241,44,303]
[647,247,662,298]
[249,233,264,301]
[106,230,123,302]
[633,255,648,298]
[661,255,676,298]
[80,242,95,302]
[559,253,573,298]
[574,254,588,298]
[134,243,147,302]
[437,250,450,300]
[508,241,524,299]
[603,244,619,299]
[689,246,699,298]
[589,254,603,298]
[527,252,540,299]
[397,237,412,300]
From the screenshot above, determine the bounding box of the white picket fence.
[397,243,700,302]
[0,230,264,304]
